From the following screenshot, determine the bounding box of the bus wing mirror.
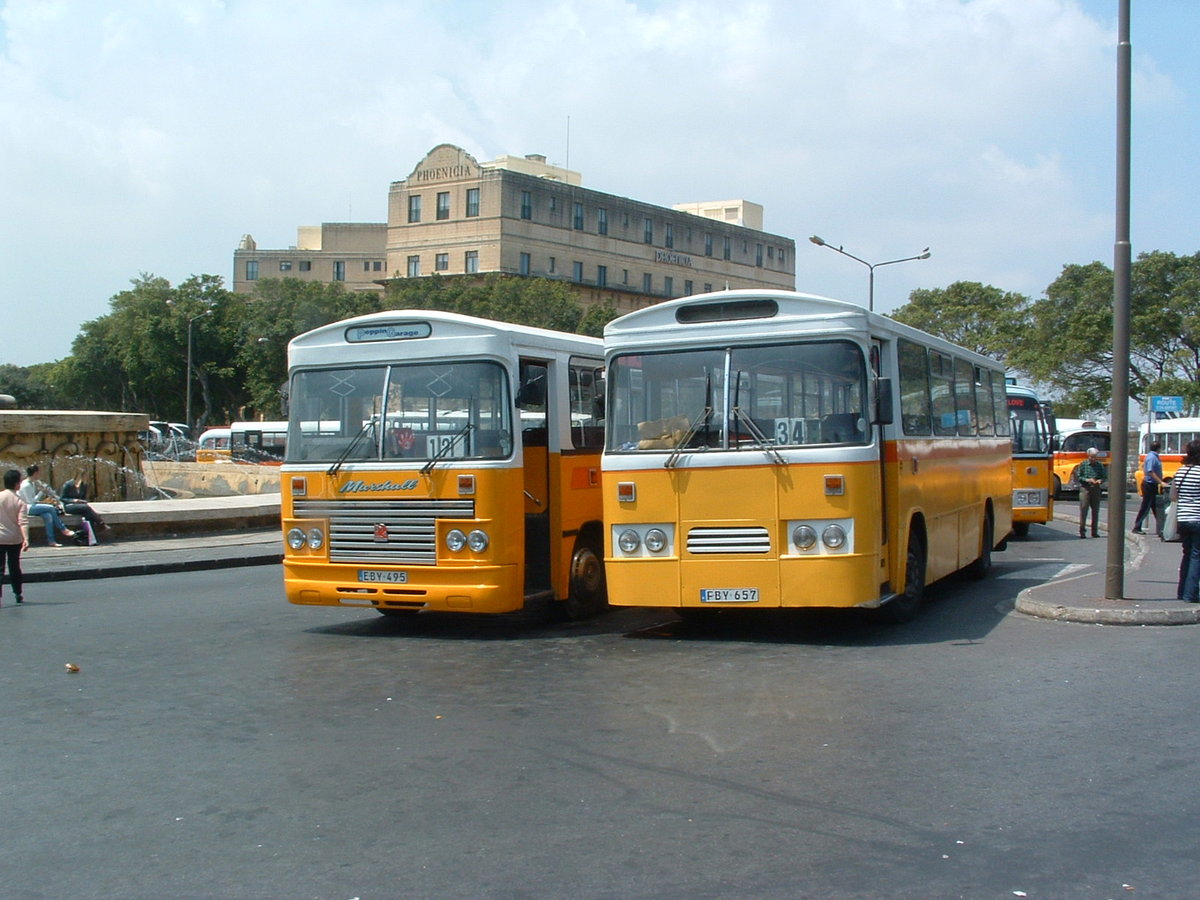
[874,377,894,426]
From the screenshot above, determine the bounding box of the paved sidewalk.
[17,528,282,583]
[1015,510,1200,625]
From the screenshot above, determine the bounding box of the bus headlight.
[446,529,467,552]
[822,524,847,550]
[792,524,818,551]
[467,529,489,552]
[307,528,325,550]
[287,527,307,551]
[644,528,668,553]
[617,529,641,554]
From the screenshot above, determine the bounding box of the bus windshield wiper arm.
[664,406,713,469]
[731,406,785,465]
[327,420,376,478]
[420,422,473,475]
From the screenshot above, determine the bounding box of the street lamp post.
[809,235,931,312]
[185,308,214,432]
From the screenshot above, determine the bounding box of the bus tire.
[1052,474,1064,499]
[1012,521,1030,538]
[882,529,926,623]
[564,540,607,620]
[966,512,994,579]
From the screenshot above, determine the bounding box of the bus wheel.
[966,513,994,579]
[1052,475,1064,499]
[1012,521,1030,538]
[565,542,607,620]
[882,531,925,623]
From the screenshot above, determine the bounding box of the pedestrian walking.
[1169,439,1200,603]
[1132,440,1167,535]
[17,464,76,547]
[0,469,30,605]
[1076,446,1106,538]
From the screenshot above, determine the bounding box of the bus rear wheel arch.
[564,527,608,620]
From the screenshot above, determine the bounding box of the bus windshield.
[287,361,512,463]
[1009,396,1050,454]
[607,339,867,452]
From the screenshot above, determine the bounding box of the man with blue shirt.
[1132,440,1166,536]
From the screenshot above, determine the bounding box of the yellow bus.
[196,421,288,464]
[281,310,608,618]
[1051,420,1111,497]
[602,290,1012,622]
[1136,417,1200,488]
[1006,382,1055,537]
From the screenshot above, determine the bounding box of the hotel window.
[597,264,607,287]
[373,261,383,271]
[435,253,449,271]
[704,233,713,257]
[406,256,420,277]
[664,276,674,296]
[466,188,480,217]
[622,269,629,285]
[299,260,311,271]
[665,223,674,249]
[723,236,731,260]
[684,280,693,295]
[333,261,346,281]
[643,273,652,293]
[246,260,259,280]
[549,196,558,214]
[756,244,763,266]
[408,195,421,223]
[597,208,608,235]
[521,191,532,220]
[573,202,584,230]
[768,246,775,259]
[572,260,583,282]
[519,252,531,275]
[549,256,556,273]
[279,261,292,272]
[436,191,450,220]
[779,248,786,265]
[704,283,713,293]
[465,250,479,273]
[643,217,653,244]
[363,261,371,272]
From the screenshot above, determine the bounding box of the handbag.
[1163,499,1179,542]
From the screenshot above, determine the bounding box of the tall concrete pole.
[1106,0,1132,598]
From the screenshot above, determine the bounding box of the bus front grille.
[293,498,475,564]
[686,526,771,555]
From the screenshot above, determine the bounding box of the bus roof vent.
[676,298,779,324]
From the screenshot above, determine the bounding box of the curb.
[20,550,284,584]
[1015,592,1200,625]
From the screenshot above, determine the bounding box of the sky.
[1,0,1196,368]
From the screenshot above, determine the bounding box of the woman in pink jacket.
[0,468,31,605]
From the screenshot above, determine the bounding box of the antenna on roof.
[565,115,570,173]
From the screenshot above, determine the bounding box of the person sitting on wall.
[61,478,110,538]
[17,465,76,547]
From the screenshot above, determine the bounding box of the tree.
[1014,252,1200,413]
[888,281,1030,364]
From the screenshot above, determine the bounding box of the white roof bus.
[281,310,606,619]
[602,289,1012,622]
[196,421,289,464]
[1006,382,1055,537]
[1137,417,1200,488]
[1051,420,1111,497]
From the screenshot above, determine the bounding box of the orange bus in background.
[1051,420,1111,497]
[281,310,607,619]
[1006,383,1055,537]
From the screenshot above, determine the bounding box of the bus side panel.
[282,466,529,614]
[887,439,1011,585]
[552,450,603,601]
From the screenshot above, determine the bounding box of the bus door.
[517,359,551,593]
[872,340,893,590]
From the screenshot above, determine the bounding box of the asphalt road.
[3,520,1199,899]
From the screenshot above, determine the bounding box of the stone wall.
[142,460,281,497]
[0,410,150,500]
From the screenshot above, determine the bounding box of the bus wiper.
[665,372,714,469]
[327,420,376,478]
[731,372,784,465]
[420,422,474,475]
[731,406,785,465]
